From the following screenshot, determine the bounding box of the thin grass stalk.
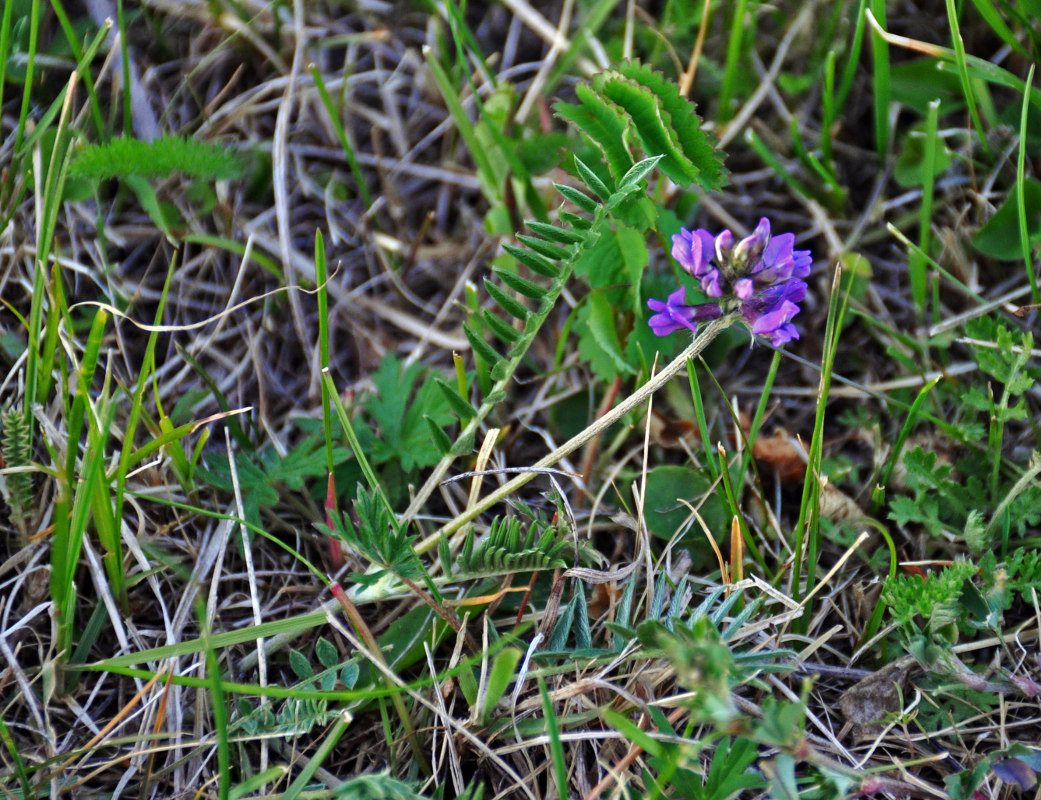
[945,0,990,158]
[789,267,850,630]
[865,10,1041,110]
[315,231,335,473]
[323,371,395,521]
[787,117,844,210]
[12,0,40,156]
[310,68,374,208]
[685,360,719,482]
[744,128,818,204]
[718,0,750,122]
[835,0,869,115]
[330,584,431,775]
[0,0,12,138]
[114,255,178,522]
[54,413,110,671]
[820,49,837,170]
[969,0,1028,57]
[869,0,890,161]
[716,442,765,574]
[886,224,987,304]
[855,518,897,646]
[116,0,132,136]
[279,714,351,800]
[0,714,30,797]
[204,631,231,800]
[874,375,943,512]
[423,47,500,204]
[539,676,569,800]
[1017,65,1039,304]
[48,0,106,139]
[910,99,941,316]
[26,73,77,424]
[87,353,128,612]
[736,347,781,494]
[443,0,496,91]
[50,309,108,670]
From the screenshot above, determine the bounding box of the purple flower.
[647,217,811,346]
[647,287,723,336]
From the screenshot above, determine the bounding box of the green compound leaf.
[593,62,725,190]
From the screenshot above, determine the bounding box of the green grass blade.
[423,45,500,204]
[279,713,351,799]
[869,0,890,161]
[1017,66,1038,303]
[909,99,941,315]
[539,676,569,800]
[315,229,335,474]
[719,0,751,122]
[789,267,852,627]
[310,66,373,207]
[945,0,989,157]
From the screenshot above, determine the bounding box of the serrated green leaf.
[599,61,726,190]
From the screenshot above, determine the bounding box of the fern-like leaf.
[447,515,573,581]
[595,62,725,190]
[325,486,425,586]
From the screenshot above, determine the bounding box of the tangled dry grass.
[1,1,1040,798]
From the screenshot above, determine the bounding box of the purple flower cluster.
[647,218,812,347]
